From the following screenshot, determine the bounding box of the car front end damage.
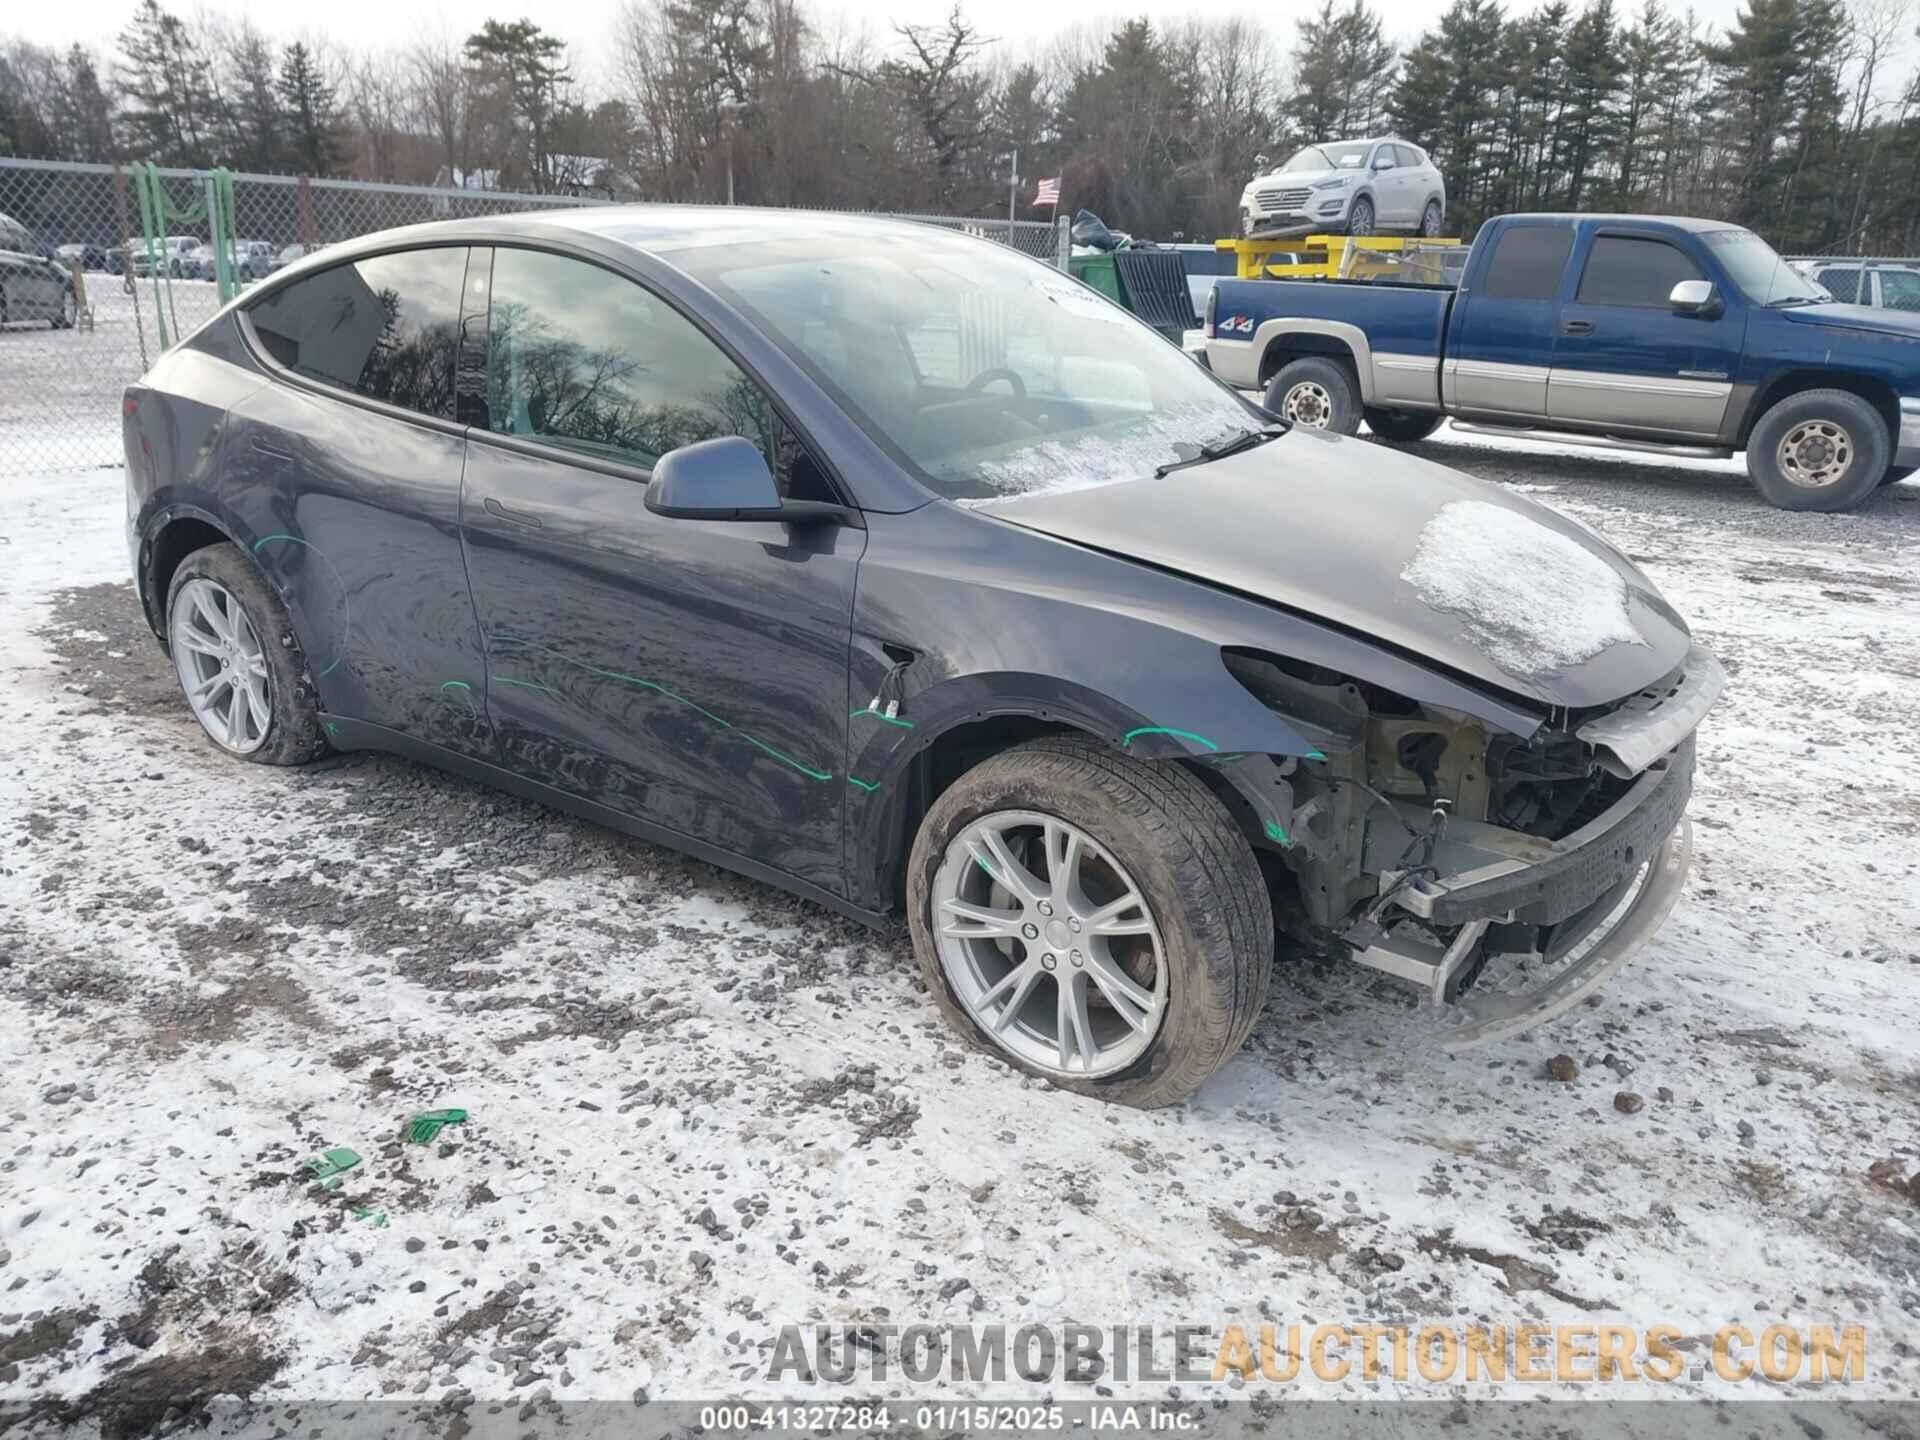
[1209,642,1722,1047]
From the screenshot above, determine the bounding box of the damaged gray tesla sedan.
[123,206,1720,1106]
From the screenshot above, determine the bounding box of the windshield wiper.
[1767,295,1820,308]
[1154,425,1287,478]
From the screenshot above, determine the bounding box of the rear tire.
[1745,388,1889,511]
[1266,356,1362,435]
[1420,200,1444,237]
[165,543,330,766]
[908,735,1273,1108]
[1365,407,1444,443]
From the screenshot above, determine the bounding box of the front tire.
[165,543,329,765]
[1745,388,1890,511]
[1365,407,1444,443]
[1348,197,1375,237]
[1265,356,1362,435]
[908,736,1273,1108]
[1881,465,1914,487]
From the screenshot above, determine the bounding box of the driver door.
[458,245,865,894]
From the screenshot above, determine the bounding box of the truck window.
[1481,226,1574,301]
[1576,236,1704,307]
[1815,267,1862,303]
[1879,269,1920,312]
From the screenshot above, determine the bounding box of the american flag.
[1032,177,1061,207]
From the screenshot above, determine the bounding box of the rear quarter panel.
[1206,279,1451,404]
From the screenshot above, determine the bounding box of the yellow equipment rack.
[1215,233,1464,283]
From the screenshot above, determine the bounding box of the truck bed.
[1208,278,1454,404]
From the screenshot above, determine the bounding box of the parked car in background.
[1239,139,1446,240]
[185,239,276,282]
[56,241,109,271]
[0,212,77,329]
[269,242,324,272]
[125,206,1714,1105]
[1206,212,1920,511]
[127,235,203,278]
[1796,259,1920,313]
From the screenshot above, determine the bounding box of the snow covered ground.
[2,429,1918,1435]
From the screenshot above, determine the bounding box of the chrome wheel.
[932,810,1168,1080]
[170,577,272,754]
[1777,419,1853,488]
[1281,380,1334,428]
[1349,200,1374,237]
[1421,201,1443,237]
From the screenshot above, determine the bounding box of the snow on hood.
[1400,499,1647,681]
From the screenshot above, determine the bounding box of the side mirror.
[1669,279,1719,316]
[1373,156,1394,170]
[643,435,850,525]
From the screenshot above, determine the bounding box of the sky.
[11,0,1763,93]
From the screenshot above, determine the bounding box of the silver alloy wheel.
[932,809,1168,1080]
[1349,200,1374,237]
[1777,419,1853,488]
[1281,380,1334,428]
[170,576,272,755]
[1422,201,1443,237]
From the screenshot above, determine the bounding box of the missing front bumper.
[1351,819,1692,1050]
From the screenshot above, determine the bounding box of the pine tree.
[277,41,341,176]
[464,19,573,191]
[1560,0,1626,208]
[116,0,220,165]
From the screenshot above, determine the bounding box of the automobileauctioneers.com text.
[765,1322,1866,1386]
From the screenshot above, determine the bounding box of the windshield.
[1704,228,1828,306]
[1280,142,1371,173]
[676,232,1258,503]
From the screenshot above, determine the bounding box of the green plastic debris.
[304,1146,361,1190]
[351,1206,389,1227]
[405,1108,469,1145]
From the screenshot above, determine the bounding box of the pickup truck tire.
[908,735,1273,1108]
[1266,357,1361,435]
[1746,389,1890,511]
[1881,465,1915,487]
[1365,407,1444,443]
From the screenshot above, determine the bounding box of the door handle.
[483,495,543,529]
[1561,319,1594,336]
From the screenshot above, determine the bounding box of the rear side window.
[1576,236,1704,307]
[1816,267,1863,303]
[1481,226,1574,301]
[248,246,468,419]
[483,247,777,472]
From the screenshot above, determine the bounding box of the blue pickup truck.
[1203,212,1920,510]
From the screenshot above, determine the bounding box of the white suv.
[1239,138,1447,239]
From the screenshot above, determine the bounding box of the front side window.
[1576,236,1704,307]
[248,246,467,418]
[484,248,779,474]
[1481,225,1574,301]
[674,229,1258,503]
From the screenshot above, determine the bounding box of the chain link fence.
[0,157,1066,477]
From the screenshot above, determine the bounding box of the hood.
[1780,302,1920,342]
[980,430,1692,711]
[1243,167,1354,198]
